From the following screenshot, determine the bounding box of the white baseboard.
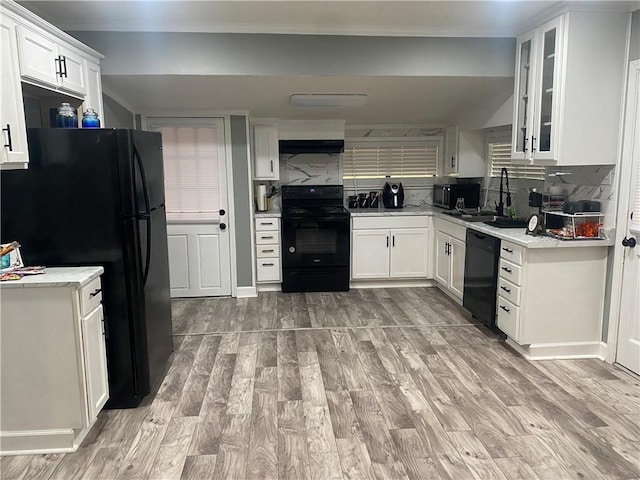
[350,279,437,290]
[505,338,606,360]
[257,283,281,293]
[235,286,258,298]
[0,428,79,455]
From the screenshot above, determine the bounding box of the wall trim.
[350,279,437,290]
[236,286,257,298]
[506,338,606,360]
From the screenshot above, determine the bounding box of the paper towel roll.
[257,184,267,211]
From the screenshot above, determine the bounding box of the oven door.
[281,216,350,268]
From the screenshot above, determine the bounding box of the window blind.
[343,140,439,179]
[631,152,640,234]
[488,136,545,181]
[160,126,220,222]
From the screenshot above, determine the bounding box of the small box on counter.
[542,211,605,240]
[0,242,23,272]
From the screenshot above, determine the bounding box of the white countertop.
[348,205,436,216]
[0,266,104,288]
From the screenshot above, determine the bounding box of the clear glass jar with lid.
[82,108,100,128]
[55,103,78,128]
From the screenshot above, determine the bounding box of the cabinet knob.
[500,305,510,313]
[501,266,512,273]
[89,288,102,297]
[220,223,227,230]
[2,124,13,151]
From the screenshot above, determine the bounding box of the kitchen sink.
[441,210,497,222]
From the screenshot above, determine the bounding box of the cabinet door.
[254,124,279,179]
[390,228,429,278]
[16,25,59,88]
[352,229,390,279]
[449,236,466,299]
[511,29,537,161]
[57,45,86,95]
[81,306,109,422]
[434,231,451,286]
[443,125,458,175]
[83,60,104,124]
[1,20,29,169]
[532,16,564,161]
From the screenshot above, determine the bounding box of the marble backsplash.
[279,153,342,185]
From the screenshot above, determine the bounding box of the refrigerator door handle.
[133,142,152,286]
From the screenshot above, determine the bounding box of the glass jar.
[56,103,78,128]
[81,108,100,128]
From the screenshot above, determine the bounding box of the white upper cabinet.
[83,59,104,121]
[17,24,86,96]
[0,17,29,169]
[443,125,486,177]
[511,11,629,166]
[253,123,279,180]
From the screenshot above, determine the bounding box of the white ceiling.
[17,1,639,125]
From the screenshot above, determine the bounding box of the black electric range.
[280,185,350,292]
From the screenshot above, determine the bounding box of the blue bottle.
[56,103,78,128]
[82,108,100,128]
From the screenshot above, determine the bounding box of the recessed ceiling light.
[290,94,368,107]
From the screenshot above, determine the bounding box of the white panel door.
[352,229,390,279]
[616,62,640,375]
[148,117,231,297]
[390,228,429,278]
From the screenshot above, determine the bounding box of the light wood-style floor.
[2,288,639,480]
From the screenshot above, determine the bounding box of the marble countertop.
[254,210,281,218]
[0,266,104,288]
[348,205,436,216]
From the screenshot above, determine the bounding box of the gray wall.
[103,94,134,128]
[630,10,640,61]
[230,115,253,288]
[71,32,515,78]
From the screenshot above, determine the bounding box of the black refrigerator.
[1,128,173,408]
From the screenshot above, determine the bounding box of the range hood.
[278,119,345,155]
[279,139,344,154]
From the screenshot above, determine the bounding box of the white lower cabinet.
[255,217,282,284]
[351,216,430,280]
[433,217,466,300]
[496,240,609,359]
[0,267,108,455]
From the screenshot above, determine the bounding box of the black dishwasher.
[463,229,501,327]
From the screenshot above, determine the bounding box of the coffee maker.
[382,182,404,208]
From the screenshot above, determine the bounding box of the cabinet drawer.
[256,230,280,245]
[80,276,102,317]
[500,241,524,265]
[498,277,521,306]
[499,258,522,286]
[352,215,429,230]
[497,296,520,341]
[257,245,280,258]
[255,218,279,231]
[257,258,281,282]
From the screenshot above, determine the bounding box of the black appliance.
[1,128,173,408]
[281,185,350,292]
[382,182,404,208]
[433,183,480,210]
[279,139,344,154]
[463,229,501,327]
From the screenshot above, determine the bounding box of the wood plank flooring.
[2,287,639,480]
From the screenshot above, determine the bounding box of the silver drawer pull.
[89,288,102,297]
[500,305,510,313]
[501,266,512,273]
[502,247,514,253]
[262,263,274,267]
[500,286,511,293]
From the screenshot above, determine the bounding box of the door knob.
[220,223,227,230]
[219,209,226,216]
[622,237,636,248]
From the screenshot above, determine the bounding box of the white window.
[156,125,221,222]
[343,138,439,180]
[487,132,545,181]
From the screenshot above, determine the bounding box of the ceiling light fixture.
[290,94,368,108]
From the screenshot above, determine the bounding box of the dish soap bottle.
[55,103,78,128]
[81,108,101,128]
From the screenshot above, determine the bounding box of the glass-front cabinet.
[511,16,564,163]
